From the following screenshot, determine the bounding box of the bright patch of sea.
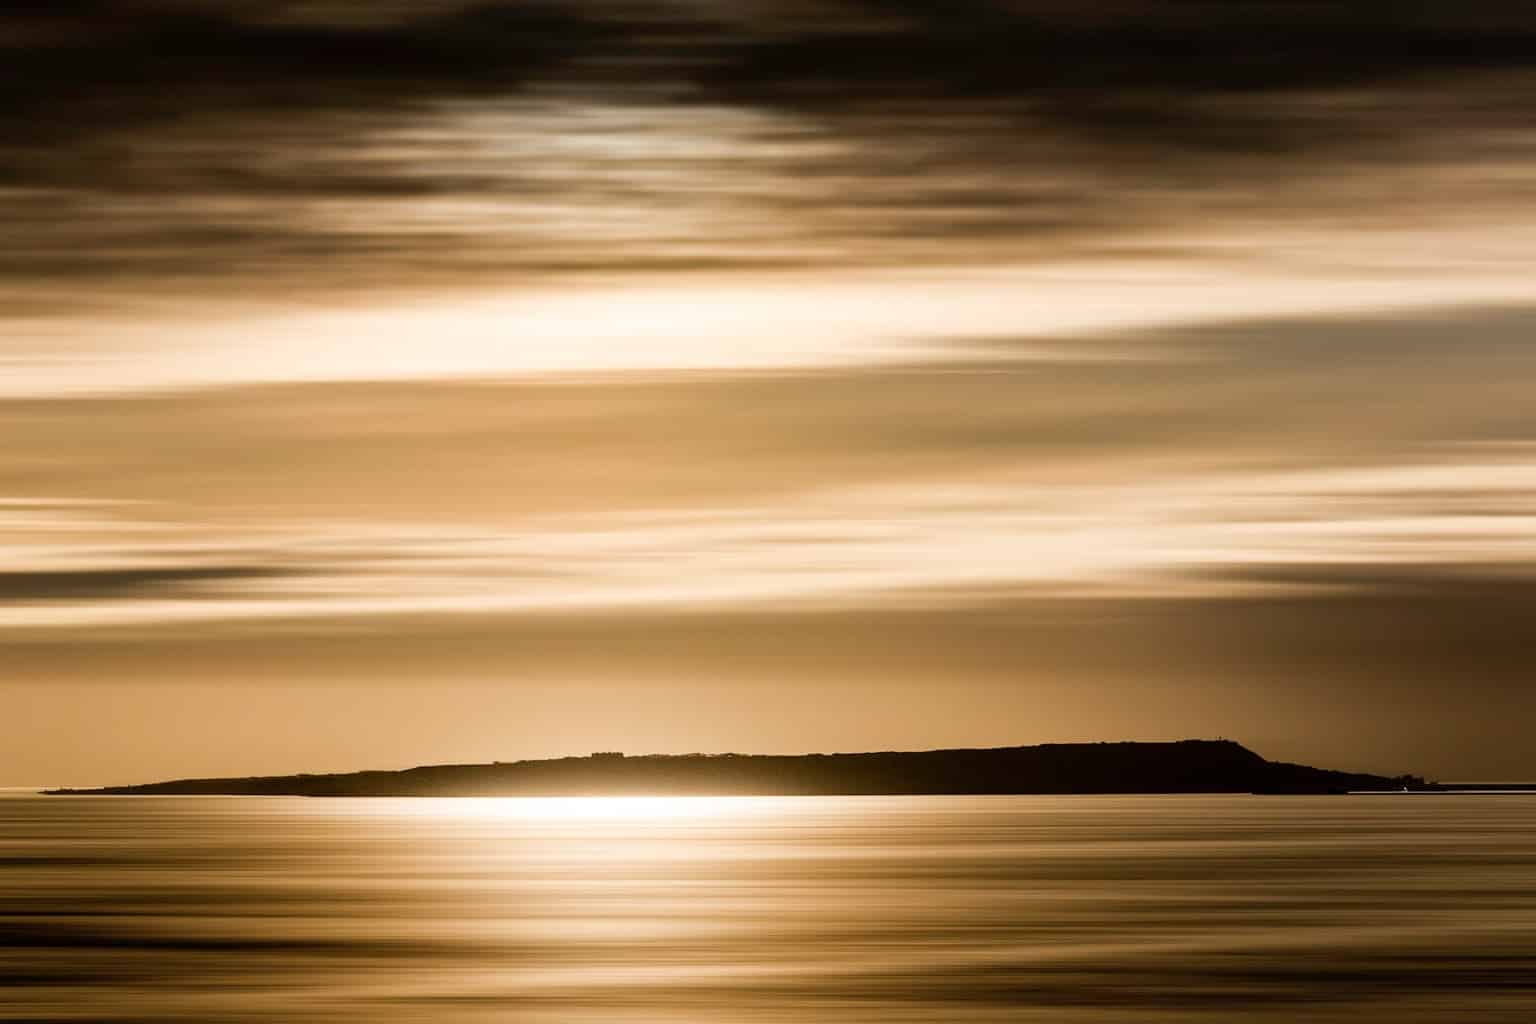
[4,793,1536,1022]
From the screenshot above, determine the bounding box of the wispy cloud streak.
[9,450,1536,630]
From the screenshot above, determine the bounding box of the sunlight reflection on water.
[374,794,781,822]
[5,794,1536,1022]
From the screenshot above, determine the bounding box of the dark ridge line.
[47,739,1425,798]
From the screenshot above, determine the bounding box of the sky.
[7,1,1536,786]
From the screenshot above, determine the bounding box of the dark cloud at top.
[0,1,615,156]
[4,1,1536,292]
[705,1,1536,131]
[11,2,1536,117]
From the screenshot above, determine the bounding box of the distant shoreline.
[47,740,1426,798]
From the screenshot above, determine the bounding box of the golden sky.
[7,1,1536,785]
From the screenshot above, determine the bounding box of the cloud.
[16,2,1534,130]
[12,6,1536,783]
[5,3,1536,293]
[9,300,1536,777]
[9,442,1536,631]
[0,566,283,602]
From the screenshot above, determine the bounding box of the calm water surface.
[4,794,1536,1022]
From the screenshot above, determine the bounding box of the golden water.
[5,794,1536,1022]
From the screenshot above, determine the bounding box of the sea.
[4,792,1536,1022]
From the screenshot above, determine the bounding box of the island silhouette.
[48,740,1423,797]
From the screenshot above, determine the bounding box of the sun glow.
[385,794,779,823]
